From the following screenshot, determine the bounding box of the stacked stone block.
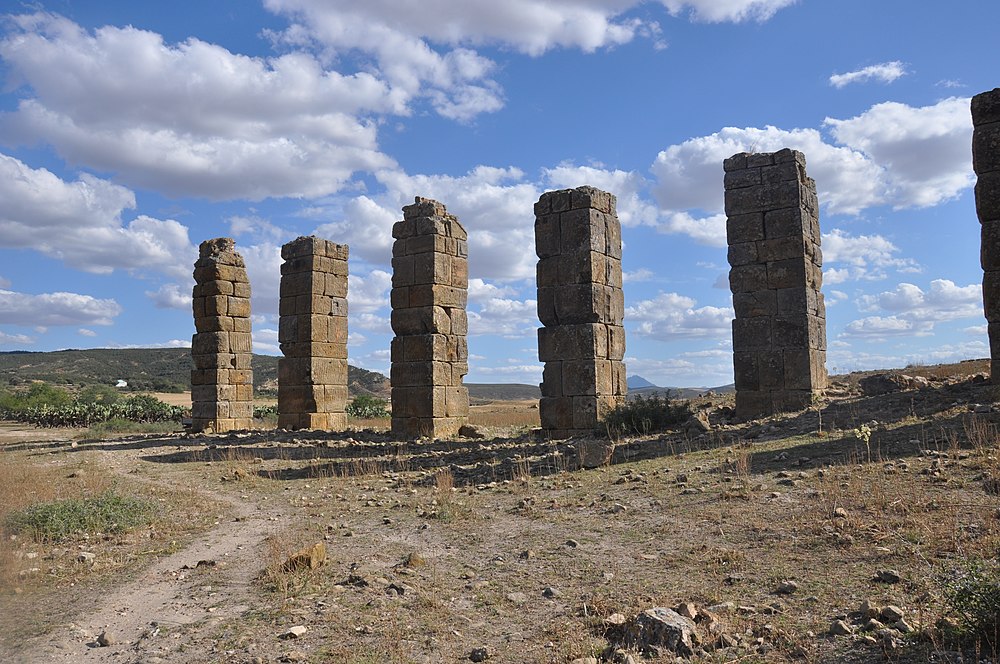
[278,236,349,430]
[535,186,626,438]
[390,197,470,438]
[972,89,1000,383]
[724,149,826,419]
[191,238,254,432]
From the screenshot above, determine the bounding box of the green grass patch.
[83,418,181,437]
[6,489,157,542]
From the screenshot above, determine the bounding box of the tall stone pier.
[389,197,470,438]
[535,186,626,438]
[277,236,349,430]
[191,238,254,432]
[972,89,1000,383]
[724,149,826,419]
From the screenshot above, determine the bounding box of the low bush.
[6,489,156,542]
[603,393,689,437]
[942,558,1000,648]
[347,395,390,418]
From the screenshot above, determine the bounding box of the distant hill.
[0,349,389,398]
[626,375,657,389]
[467,383,540,402]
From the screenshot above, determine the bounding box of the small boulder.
[96,631,115,647]
[625,607,698,657]
[829,620,853,636]
[279,625,308,640]
[469,646,490,662]
[880,605,905,622]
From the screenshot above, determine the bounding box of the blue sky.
[0,0,995,387]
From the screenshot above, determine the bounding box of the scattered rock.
[469,646,491,662]
[859,599,878,619]
[829,619,853,636]
[403,551,426,568]
[625,607,698,657]
[606,613,627,626]
[880,605,905,622]
[459,424,485,439]
[571,658,598,664]
[875,569,901,584]
[685,412,712,434]
[675,602,698,620]
[775,580,799,595]
[505,592,529,604]
[96,631,115,647]
[862,618,885,632]
[576,439,614,469]
[894,618,913,634]
[77,552,96,564]
[279,625,308,640]
[278,651,308,663]
[565,539,580,548]
[859,373,923,396]
[282,542,326,572]
[832,507,849,519]
[542,586,561,599]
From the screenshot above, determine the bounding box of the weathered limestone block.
[725,150,826,419]
[535,186,627,438]
[973,88,1000,382]
[390,198,469,438]
[191,237,253,433]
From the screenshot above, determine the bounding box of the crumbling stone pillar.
[534,186,627,437]
[191,238,254,432]
[724,149,826,419]
[972,89,1000,383]
[389,197,469,438]
[277,236,349,430]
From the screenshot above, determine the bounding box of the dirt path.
[30,492,286,664]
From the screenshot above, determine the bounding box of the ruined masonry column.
[277,236,349,430]
[972,89,1000,383]
[724,149,826,419]
[191,238,254,432]
[390,197,470,438]
[535,186,627,438]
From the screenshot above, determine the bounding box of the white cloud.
[473,363,543,384]
[650,98,975,242]
[657,212,727,247]
[0,289,121,327]
[824,97,973,209]
[252,327,280,355]
[348,269,392,314]
[351,312,391,333]
[543,163,659,228]
[469,278,521,302]
[146,283,191,310]
[0,276,10,288]
[0,331,35,346]
[827,341,989,373]
[468,297,538,337]
[622,268,654,283]
[0,13,395,200]
[623,350,733,387]
[821,228,919,281]
[841,316,931,339]
[626,291,733,341]
[0,152,194,278]
[77,328,97,337]
[240,242,283,316]
[312,195,398,266]
[858,279,982,322]
[829,61,907,88]
[827,290,848,306]
[106,339,192,349]
[964,324,988,336]
[660,0,796,22]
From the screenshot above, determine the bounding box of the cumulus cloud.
[348,269,391,313]
[650,98,975,243]
[829,61,907,88]
[0,13,395,200]
[626,291,733,341]
[824,97,973,209]
[858,279,981,322]
[821,228,919,281]
[146,283,191,310]
[0,289,122,327]
[659,0,797,22]
[0,331,35,346]
[841,316,932,339]
[77,328,97,337]
[0,152,195,278]
[622,268,654,283]
[468,297,538,337]
[252,327,280,355]
[543,163,660,228]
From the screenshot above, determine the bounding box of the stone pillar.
[389,197,469,438]
[534,186,627,438]
[724,149,826,419]
[972,89,1000,383]
[191,238,254,432]
[277,236,349,430]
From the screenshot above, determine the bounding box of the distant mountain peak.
[626,375,657,389]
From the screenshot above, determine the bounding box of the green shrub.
[77,384,123,406]
[347,395,390,418]
[942,558,1000,647]
[6,489,156,542]
[603,393,689,437]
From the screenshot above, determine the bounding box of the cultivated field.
[0,363,998,663]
